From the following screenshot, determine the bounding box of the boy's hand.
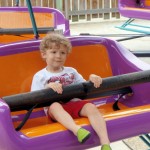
[89,74,102,88]
[46,82,63,94]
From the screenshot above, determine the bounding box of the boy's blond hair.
[40,32,72,53]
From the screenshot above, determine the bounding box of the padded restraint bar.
[0,27,54,35]
[3,70,150,112]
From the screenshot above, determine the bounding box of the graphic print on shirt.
[47,73,75,86]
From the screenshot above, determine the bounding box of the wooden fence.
[0,0,120,23]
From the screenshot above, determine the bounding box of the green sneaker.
[101,144,112,150]
[77,128,91,143]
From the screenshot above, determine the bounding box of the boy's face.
[41,43,68,72]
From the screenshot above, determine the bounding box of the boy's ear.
[41,51,46,59]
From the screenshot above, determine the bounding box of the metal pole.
[26,0,39,39]
[15,0,19,6]
[64,0,69,19]
[56,0,63,11]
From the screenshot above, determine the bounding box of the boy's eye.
[51,51,56,53]
[61,51,66,54]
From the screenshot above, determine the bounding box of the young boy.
[31,33,112,150]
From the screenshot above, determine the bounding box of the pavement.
[70,19,150,51]
[70,19,150,150]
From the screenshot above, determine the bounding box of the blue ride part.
[116,18,150,34]
[26,0,39,39]
[15,0,19,6]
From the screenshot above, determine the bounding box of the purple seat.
[118,0,150,20]
[116,0,150,34]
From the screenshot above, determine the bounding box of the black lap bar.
[0,27,54,35]
[3,70,150,111]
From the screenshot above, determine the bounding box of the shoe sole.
[81,133,91,143]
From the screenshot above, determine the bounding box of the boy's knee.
[84,103,98,113]
[49,102,61,112]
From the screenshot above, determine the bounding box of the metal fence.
[0,0,120,23]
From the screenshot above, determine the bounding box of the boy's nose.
[56,52,61,57]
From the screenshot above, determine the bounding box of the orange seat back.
[0,44,112,97]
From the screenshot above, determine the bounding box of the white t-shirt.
[31,67,85,91]
[31,67,86,114]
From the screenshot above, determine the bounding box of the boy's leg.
[48,102,80,135]
[80,103,111,147]
[48,102,90,143]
